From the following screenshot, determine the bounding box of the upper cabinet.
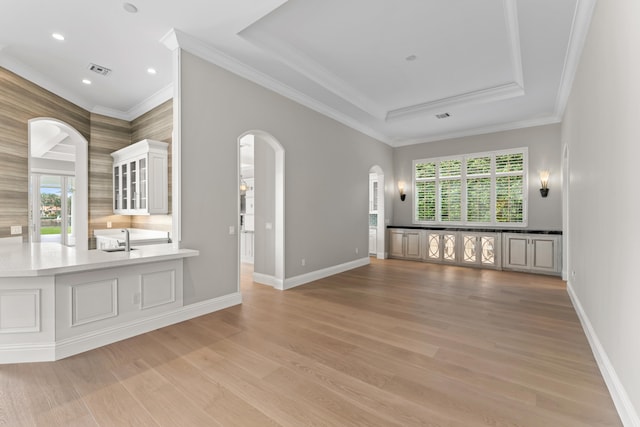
[112,139,168,215]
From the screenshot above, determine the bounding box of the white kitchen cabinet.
[425,231,458,264]
[460,232,501,269]
[502,233,561,275]
[389,229,423,260]
[369,228,377,255]
[241,231,254,264]
[112,139,168,215]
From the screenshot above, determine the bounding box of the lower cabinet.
[388,228,560,275]
[241,231,254,264]
[425,231,458,264]
[389,229,423,260]
[502,233,561,275]
[460,232,501,269]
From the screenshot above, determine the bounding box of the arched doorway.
[28,118,88,250]
[238,131,285,290]
[369,165,386,259]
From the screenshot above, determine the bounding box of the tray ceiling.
[0,0,592,146]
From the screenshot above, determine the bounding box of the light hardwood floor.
[0,259,621,426]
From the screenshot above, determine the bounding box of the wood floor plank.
[0,258,623,426]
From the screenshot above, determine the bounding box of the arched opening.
[369,165,386,259]
[238,131,285,290]
[28,118,88,250]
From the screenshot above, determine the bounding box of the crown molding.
[554,0,597,118]
[239,27,387,119]
[390,115,562,147]
[386,82,525,121]
[165,29,391,145]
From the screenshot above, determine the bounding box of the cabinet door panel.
[389,232,405,257]
[426,233,441,260]
[462,235,477,264]
[532,238,555,270]
[480,236,497,265]
[442,234,457,262]
[507,237,528,267]
[405,232,421,258]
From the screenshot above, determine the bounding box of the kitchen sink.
[101,247,138,252]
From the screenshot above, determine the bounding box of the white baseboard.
[567,281,639,426]
[283,257,370,290]
[0,342,56,364]
[0,292,242,363]
[252,272,284,290]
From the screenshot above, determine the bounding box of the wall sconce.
[539,170,550,197]
[398,181,406,201]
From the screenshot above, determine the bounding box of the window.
[413,148,527,226]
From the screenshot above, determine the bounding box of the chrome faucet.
[121,229,131,252]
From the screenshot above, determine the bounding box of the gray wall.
[392,124,562,230]
[180,51,394,303]
[254,134,276,276]
[562,0,640,420]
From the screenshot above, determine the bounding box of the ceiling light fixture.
[82,79,92,85]
[147,68,157,75]
[405,54,417,62]
[123,2,138,13]
[52,33,65,41]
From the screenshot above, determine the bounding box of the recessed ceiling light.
[147,68,157,75]
[123,2,138,13]
[82,79,92,85]
[405,54,417,62]
[52,33,65,41]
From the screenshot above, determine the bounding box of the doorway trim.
[369,165,386,259]
[237,130,285,290]
[28,118,88,250]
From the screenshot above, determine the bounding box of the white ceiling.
[0,0,592,146]
[30,120,76,162]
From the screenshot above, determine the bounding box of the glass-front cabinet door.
[461,232,500,268]
[111,139,169,215]
[113,165,120,210]
[139,157,147,210]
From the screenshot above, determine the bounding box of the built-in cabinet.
[460,232,501,269]
[112,139,168,215]
[388,228,560,275]
[502,233,561,275]
[241,231,254,264]
[389,229,423,260]
[425,231,458,264]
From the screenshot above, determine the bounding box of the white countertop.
[0,242,199,278]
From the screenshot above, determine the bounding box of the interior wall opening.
[238,131,285,291]
[369,165,385,259]
[28,118,88,250]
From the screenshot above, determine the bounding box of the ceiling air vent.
[435,112,451,119]
[88,63,112,76]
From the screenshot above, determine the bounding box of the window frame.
[412,147,528,227]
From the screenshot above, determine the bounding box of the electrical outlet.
[107,221,112,229]
[265,222,272,230]
[229,226,235,235]
[10,225,21,235]
[355,247,359,254]
[301,258,306,266]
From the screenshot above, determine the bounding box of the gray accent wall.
[179,51,394,304]
[392,124,562,230]
[562,0,640,422]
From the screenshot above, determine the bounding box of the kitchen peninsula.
[0,242,198,363]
